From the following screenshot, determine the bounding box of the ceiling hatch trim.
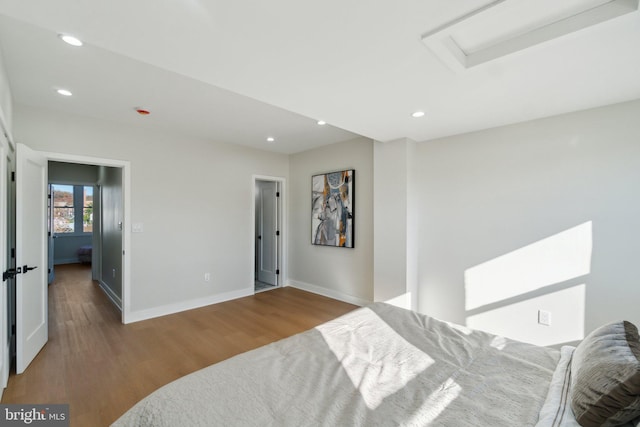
[422,0,639,72]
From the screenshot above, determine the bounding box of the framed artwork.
[311,169,354,248]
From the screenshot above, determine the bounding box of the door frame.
[251,175,286,292]
[255,180,278,286]
[0,131,11,394]
[39,151,132,324]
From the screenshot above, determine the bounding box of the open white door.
[15,143,48,374]
[256,180,278,286]
[0,134,9,390]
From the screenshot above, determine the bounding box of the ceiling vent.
[421,0,639,72]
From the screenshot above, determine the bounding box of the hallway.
[2,264,123,424]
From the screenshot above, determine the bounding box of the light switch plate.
[538,309,551,326]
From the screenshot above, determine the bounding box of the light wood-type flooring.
[1,264,357,426]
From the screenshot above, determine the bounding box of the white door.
[0,136,9,389]
[15,143,48,374]
[256,181,278,286]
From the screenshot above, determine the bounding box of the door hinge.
[276,192,280,197]
[11,325,15,335]
[276,230,280,236]
[11,171,15,182]
[276,269,280,275]
[11,248,15,258]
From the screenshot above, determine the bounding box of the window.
[52,184,93,234]
[53,184,74,233]
[83,186,93,232]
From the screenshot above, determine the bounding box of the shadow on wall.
[464,221,592,347]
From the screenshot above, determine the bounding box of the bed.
[113,302,640,427]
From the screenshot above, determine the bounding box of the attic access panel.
[421,0,639,72]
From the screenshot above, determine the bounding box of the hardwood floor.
[1,264,357,426]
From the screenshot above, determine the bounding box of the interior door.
[256,181,278,286]
[15,143,48,374]
[0,136,9,389]
[47,184,55,284]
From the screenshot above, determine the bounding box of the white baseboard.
[125,287,254,324]
[98,280,122,311]
[287,280,370,307]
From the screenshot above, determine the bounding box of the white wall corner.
[287,280,371,307]
[405,139,419,312]
[373,138,418,309]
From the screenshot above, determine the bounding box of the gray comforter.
[113,302,560,426]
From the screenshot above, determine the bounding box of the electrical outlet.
[204,273,211,282]
[538,309,551,326]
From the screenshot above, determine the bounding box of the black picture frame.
[311,169,355,248]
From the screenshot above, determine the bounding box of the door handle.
[22,265,38,273]
[2,267,21,282]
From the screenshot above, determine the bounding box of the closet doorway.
[253,176,284,293]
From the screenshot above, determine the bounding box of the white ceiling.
[0,0,639,154]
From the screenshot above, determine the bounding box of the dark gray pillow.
[571,320,640,427]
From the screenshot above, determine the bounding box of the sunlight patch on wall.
[465,221,592,311]
[316,308,433,409]
[385,292,412,310]
[467,284,586,346]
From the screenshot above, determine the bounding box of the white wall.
[288,137,373,305]
[372,138,418,310]
[13,86,640,345]
[13,104,289,320]
[415,99,640,346]
[0,47,12,137]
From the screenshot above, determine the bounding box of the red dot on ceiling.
[136,108,150,115]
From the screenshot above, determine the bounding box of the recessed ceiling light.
[59,34,83,47]
[56,89,73,97]
[411,111,425,118]
[317,120,326,126]
[266,137,275,142]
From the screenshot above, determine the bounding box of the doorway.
[41,152,130,325]
[48,178,97,283]
[46,161,124,310]
[6,156,127,375]
[253,176,284,293]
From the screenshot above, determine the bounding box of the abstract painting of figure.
[311,170,354,248]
